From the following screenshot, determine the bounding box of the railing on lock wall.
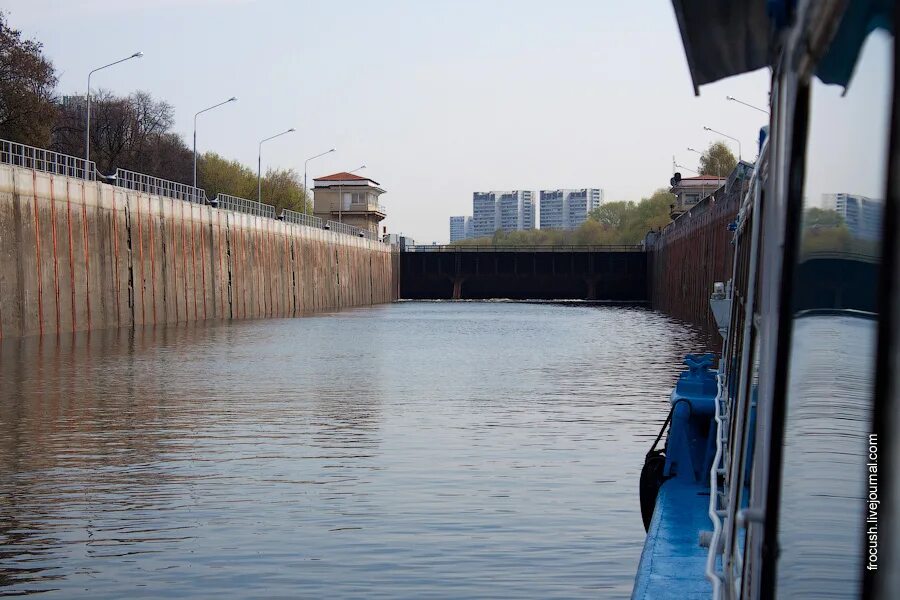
[0,139,96,180]
[213,193,276,219]
[0,138,388,244]
[114,168,207,204]
[280,209,323,229]
[325,220,375,240]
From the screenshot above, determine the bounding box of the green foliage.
[699,141,737,177]
[198,152,255,200]
[453,188,675,246]
[585,188,674,244]
[261,167,309,214]
[199,152,310,215]
[0,11,59,146]
[803,207,845,228]
[799,207,879,256]
[801,225,851,254]
[591,201,630,229]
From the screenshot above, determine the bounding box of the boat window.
[775,29,892,598]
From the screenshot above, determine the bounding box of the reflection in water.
[778,316,876,597]
[1,303,702,598]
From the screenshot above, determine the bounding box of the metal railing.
[213,193,276,218]
[1,138,387,244]
[325,220,376,240]
[1,138,95,180]
[344,200,386,214]
[405,244,645,252]
[281,209,323,229]
[325,219,355,236]
[114,168,207,204]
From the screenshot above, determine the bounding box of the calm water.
[0,302,702,599]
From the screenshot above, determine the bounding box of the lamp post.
[85,51,143,172]
[193,97,237,190]
[338,165,366,223]
[258,128,295,203]
[304,148,335,215]
[675,163,700,175]
[726,95,769,115]
[703,126,742,161]
[304,148,336,193]
[687,146,721,178]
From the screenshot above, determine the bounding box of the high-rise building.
[472,191,535,237]
[449,216,473,242]
[822,193,883,240]
[539,189,604,229]
[473,192,498,238]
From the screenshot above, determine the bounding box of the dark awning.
[672,0,894,95]
[815,0,894,87]
[671,0,773,95]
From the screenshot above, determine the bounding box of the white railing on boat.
[706,370,727,597]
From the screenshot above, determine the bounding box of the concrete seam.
[226,212,234,320]
[124,195,135,329]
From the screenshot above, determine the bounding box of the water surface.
[1,302,702,598]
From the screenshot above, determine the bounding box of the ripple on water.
[0,302,705,599]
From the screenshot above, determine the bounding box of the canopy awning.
[671,0,893,95]
[671,0,773,95]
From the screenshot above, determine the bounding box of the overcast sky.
[6,1,889,242]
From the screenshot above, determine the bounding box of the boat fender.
[640,449,667,531]
[639,399,693,531]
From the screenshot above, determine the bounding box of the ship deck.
[631,476,712,599]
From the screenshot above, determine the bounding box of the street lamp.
[193,97,237,190]
[675,163,700,175]
[703,126,742,161]
[304,147,336,207]
[349,165,366,174]
[687,146,721,178]
[726,95,769,115]
[85,51,143,171]
[258,128,295,203]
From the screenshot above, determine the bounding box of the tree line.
[452,141,741,246]
[453,189,677,247]
[0,13,309,214]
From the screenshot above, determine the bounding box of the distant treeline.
[800,207,879,256]
[0,13,309,214]
[454,191,861,253]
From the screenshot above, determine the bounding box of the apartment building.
[822,193,884,240]
[472,191,535,238]
[539,189,604,229]
[449,216,474,242]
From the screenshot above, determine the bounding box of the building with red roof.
[669,173,726,218]
[312,172,386,235]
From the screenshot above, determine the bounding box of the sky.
[5,0,888,243]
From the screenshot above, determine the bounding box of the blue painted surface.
[631,478,712,599]
[632,354,718,599]
[664,354,718,482]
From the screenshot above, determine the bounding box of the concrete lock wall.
[647,172,750,347]
[0,164,398,340]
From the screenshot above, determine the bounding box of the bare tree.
[52,89,192,182]
[0,12,58,146]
